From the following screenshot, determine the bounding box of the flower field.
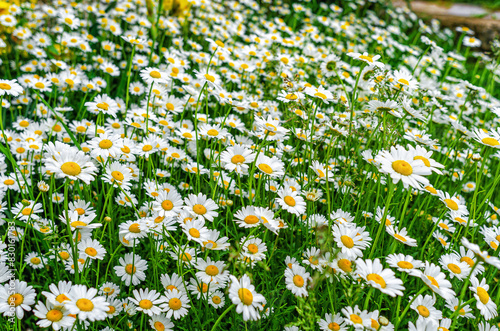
[0,0,500,330]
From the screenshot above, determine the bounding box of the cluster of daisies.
[0,0,500,330]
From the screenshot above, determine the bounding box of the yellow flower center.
[481,137,500,146]
[359,55,373,62]
[293,275,304,287]
[247,244,259,254]
[60,162,81,176]
[426,275,439,288]
[231,155,245,164]
[447,263,461,274]
[366,273,386,288]
[189,228,200,238]
[125,264,136,274]
[328,322,341,330]
[244,215,259,224]
[341,235,354,248]
[238,288,253,305]
[477,287,490,304]
[129,223,141,233]
[350,314,363,324]
[397,261,413,269]
[338,259,352,272]
[162,200,173,211]
[139,299,153,309]
[99,139,113,149]
[85,247,97,257]
[284,196,296,206]
[46,309,63,322]
[207,129,219,136]
[76,298,94,312]
[392,160,413,176]
[205,265,219,276]
[22,208,32,216]
[56,294,69,303]
[258,164,273,174]
[150,71,162,78]
[444,199,459,211]
[417,305,430,317]
[168,298,182,310]
[193,204,207,215]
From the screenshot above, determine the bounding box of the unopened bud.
[378,316,389,326]
[21,199,30,206]
[104,216,112,222]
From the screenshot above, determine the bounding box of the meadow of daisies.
[1,0,500,329]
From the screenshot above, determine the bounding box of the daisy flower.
[41,280,72,307]
[284,264,311,297]
[255,154,285,178]
[318,313,347,331]
[78,238,107,260]
[469,277,498,320]
[153,190,184,218]
[103,162,133,190]
[356,258,405,297]
[183,193,218,222]
[437,191,469,215]
[228,274,266,321]
[220,145,256,174]
[276,188,306,216]
[332,223,370,259]
[118,219,149,241]
[140,67,169,85]
[33,301,74,330]
[341,305,369,329]
[445,297,474,319]
[66,285,109,322]
[241,236,267,262]
[386,226,417,246]
[375,145,432,189]
[347,52,385,68]
[129,288,165,317]
[439,254,471,280]
[0,279,36,319]
[233,206,261,228]
[472,128,500,149]
[208,290,226,309]
[149,314,175,331]
[420,262,455,300]
[195,257,229,285]
[161,289,190,320]
[386,254,423,276]
[0,79,23,96]
[160,273,187,293]
[410,294,442,323]
[44,144,98,185]
[114,253,148,286]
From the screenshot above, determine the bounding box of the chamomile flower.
[376,145,432,189]
[161,289,190,320]
[66,285,109,322]
[183,193,218,222]
[356,258,405,297]
[276,188,306,216]
[129,288,165,317]
[469,277,498,320]
[114,253,148,286]
[228,274,266,321]
[284,264,310,297]
[33,301,74,330]
[0,279,36,319]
